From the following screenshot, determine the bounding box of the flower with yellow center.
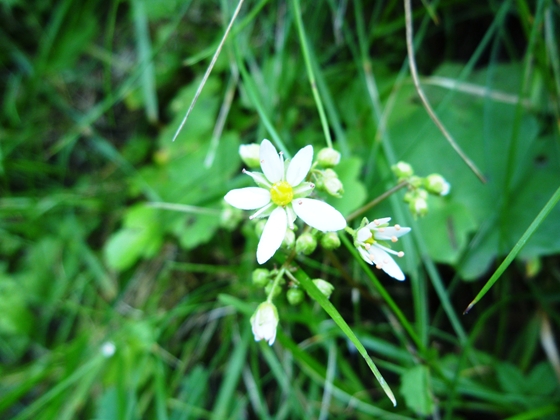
[225,139,347,264]
[355,217,411,280]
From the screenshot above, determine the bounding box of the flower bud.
[265,281,282,298]
[311,279,334,299]
[250,302,279,345]
[239,143,261,169]
[324,177,344,197]
[296,232,317,255]
[254,219,267,237]
[252,268,270,287]
[320,232,341,250]
[220,205,243,231]
[283,229,296,249]
[317,147,341,167]
[424,173,450,196]
[410,197,428,217]
[286,288,304,305]
[392,161,414,179]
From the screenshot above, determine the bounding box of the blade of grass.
[286,266,397,406]
[131,0,159,123]
[465,185,560,313]
[172,0,245,142]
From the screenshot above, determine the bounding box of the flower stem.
[266,267,286,303]
[346,181,408,222]
[292,0,333,149]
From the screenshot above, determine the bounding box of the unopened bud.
[252,268,270,287]
[311,279,335,299]
[320,232,341,249]
[265,281,282,298]
[425,174,450,196]
[410,197,428,217]
[220,205,243,231]
[287,288,304,305]
[392,161,414,179]
[296,232,317,255]
[317,148,341,167]
[239,144,261,169]
[283,229,296,249]
[250,302,279,345]
[324,177,344,197]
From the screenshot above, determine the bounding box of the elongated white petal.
[257,207,287,264]
[357,227,372,242]
[369,246,405,281]
[374,226,411,240]
[366,217,391,229]
[358,247,373,265]
[292,198,346,231]
[260,139,283,183]
[286,145,313,186]
[224,187,270,210]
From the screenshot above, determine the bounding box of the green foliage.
[1,0,560,418]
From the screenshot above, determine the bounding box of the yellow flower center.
[270,181,294,206]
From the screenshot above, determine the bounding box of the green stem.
[266,267,286,302]
[346,181,408,222]
[291,0,333,149]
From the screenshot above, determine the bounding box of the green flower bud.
[392,161,414,179]
[311,279,334,299]
[296,232,317,255]
[424,173,450,196]
[239,143,261,169]
[265,281,282,298]
[220,205,243,231]
[317,147,341,167]
[320,232,341,250]
[286,288,305,305]
[409,197,428,217]
[255,219,267,237]
[283,229,296,249]
[324,177,344,197]
[252,268,270,287]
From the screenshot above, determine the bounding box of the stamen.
[364,244,371,250]
[391,236,398,242]
[298,200,303,205]
[394,224,401,230]
[378,227,385,232]
[376,263,382,269]
[374,219,380,225]
[383,258,389,264]
[398,251,404,258]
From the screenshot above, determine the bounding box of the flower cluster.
[225,139,346,264]
[355,217,411,281]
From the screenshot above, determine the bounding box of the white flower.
[356,217,411,281]
[251,302,279,345]
[225,139,346,264]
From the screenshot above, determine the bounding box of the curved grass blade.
[286,267,397,406]
[465,185,560,313]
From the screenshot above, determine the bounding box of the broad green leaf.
[400,365,433,416]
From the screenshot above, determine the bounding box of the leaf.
[400,365,434,416]
[104,205,163,271]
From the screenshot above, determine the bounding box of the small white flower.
[251,302,279,345]
[356,217,411,281]
[225,139,346,264]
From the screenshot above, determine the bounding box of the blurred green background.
[1,0,560,418]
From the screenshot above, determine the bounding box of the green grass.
[1,0,560,418]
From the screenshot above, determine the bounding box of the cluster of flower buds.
[312,147,344,198]
[391,161,450,218]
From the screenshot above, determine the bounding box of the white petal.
[367,217,391,229]
[260,139,283,183]
[357,227,372,242]
[292,198,346,231]
[358,247,373,265]
[224,188,270,210]
[257,207,287,264]
[286,145,313,186]
[374,226,411,240]
[369,246,405,281]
